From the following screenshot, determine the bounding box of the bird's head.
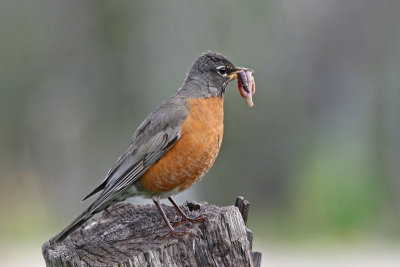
[181,51,255,103]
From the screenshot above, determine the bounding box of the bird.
[50,51,255,244]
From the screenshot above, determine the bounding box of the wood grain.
[43,199,261,267]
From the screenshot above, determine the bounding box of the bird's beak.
[228,67,255,81]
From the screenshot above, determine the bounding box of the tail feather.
[50,208,93,244]
[81,178,108,202]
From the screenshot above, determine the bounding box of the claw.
[168,197,208,227]
[156,229,199,242]
[171,214,207,227]
[153,197,201,242]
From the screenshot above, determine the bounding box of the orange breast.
[140,97,224,193]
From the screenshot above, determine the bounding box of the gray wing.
[84,94,188,214]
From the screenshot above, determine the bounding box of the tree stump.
[42,197,262,267]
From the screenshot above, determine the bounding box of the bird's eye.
[216,66,227,76]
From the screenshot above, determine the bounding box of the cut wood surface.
[42,198,262,267]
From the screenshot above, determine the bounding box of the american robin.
[51,51,255,244]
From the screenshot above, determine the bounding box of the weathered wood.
[235,196,262,267]
[251,252,262,267]
[235,196,250,225]
[42,198,262,267]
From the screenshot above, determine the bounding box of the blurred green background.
[1,0,400,266]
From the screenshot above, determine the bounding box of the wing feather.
[84,94,188,214]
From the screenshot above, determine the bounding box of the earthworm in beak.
[237,70,255,107]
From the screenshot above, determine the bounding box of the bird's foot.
[171,214,207,227]
[156,228,199,242]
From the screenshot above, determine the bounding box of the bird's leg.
[168,197,207,227]
[153,197,198,241]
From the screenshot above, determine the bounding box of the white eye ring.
[216,66,227,77]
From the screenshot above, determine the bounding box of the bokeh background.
[1,0,399,266]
